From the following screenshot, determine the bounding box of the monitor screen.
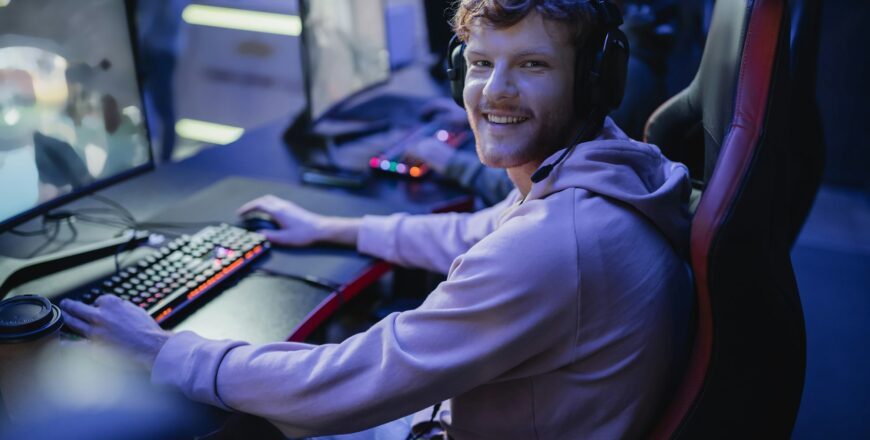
[0,0,152,231]
[300,0,391,123]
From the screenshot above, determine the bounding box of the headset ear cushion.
[446,39,467,108]
[575,28,630,116]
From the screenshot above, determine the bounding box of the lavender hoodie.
[152,118,694,439]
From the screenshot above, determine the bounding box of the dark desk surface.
[0,117,471,344]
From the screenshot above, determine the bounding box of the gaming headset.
[445,0,629,181]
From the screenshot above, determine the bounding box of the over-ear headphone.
[445,0,628,119]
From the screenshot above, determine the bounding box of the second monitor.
[299,0,391,125]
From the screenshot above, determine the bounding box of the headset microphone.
[531,149,570,183]
[530,106,606,183]
[530,155,564,183]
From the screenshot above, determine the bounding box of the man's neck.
[507,161,544,197]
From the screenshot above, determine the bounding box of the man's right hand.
[237,195,361,247]
[404,138,457,175]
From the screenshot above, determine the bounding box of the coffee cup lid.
[0,295,63,343]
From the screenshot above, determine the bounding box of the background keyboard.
[368,120,471,178]
[71,224,269,324]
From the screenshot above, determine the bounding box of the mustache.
[477,100,532,116]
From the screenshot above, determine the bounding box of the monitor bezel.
[297,0,391,127]
[0,0,155,233]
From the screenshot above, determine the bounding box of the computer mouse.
[239,211,281,232]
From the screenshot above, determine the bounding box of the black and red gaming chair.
[644,0,824,437]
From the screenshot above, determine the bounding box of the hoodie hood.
[525,117,692,256]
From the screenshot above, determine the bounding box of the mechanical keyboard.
[70,224,269,324]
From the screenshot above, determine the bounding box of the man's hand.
[59,295,171,370]
[237,195,362,247]
[404,138,456,175]
[238,195,328,246]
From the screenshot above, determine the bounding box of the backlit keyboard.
[72,224,269,324]
[369,121,471,178]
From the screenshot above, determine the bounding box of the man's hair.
[451,0,605,47]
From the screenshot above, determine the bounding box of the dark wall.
[816,0,870,188]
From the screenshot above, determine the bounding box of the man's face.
[463,11,581,169]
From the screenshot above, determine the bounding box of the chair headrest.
[645,0,752,182]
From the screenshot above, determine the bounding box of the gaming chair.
[644,0,824,437]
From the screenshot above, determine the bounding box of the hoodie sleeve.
[150,217,577,438]
[356,191,518,274]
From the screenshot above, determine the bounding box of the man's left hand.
[59,295,172,370]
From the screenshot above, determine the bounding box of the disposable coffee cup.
[0,295,64,421]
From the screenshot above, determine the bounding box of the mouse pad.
[144,176,420,287]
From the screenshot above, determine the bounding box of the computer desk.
[0,116,473,345]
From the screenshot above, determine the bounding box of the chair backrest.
[644,0,824,437]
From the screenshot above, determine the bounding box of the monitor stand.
[0,230,150,300]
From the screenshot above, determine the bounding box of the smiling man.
[463,7,582,194]
[61,1,694,438]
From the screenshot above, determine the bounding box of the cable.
[406,402,443,440]
[88,193,137,226]
[70,213,135,230]
[7,225,52,237]
[249,268,343,292]
[26,216,65,259]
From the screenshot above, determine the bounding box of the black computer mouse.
[239,211,281,232]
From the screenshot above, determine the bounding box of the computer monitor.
[298,0,391,124]
[0,0,152,232]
